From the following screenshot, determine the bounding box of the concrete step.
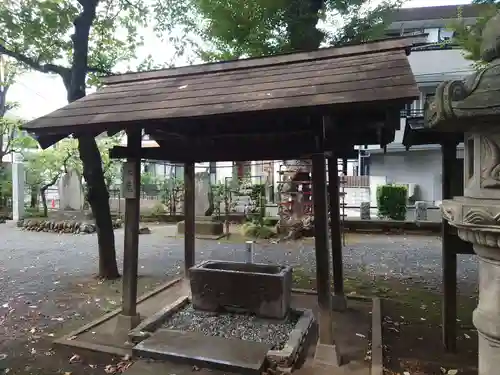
[133,329,271,375]
[123,359,229,375]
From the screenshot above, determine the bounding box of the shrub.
[376,184,407,220]
[240,222,275,239]
[151,201,166,216]
[262,216,278,227]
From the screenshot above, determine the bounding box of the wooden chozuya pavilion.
[21,36,423,366]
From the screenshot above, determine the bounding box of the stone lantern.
[424,12,500,375]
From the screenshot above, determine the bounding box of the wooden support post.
[184,162,195,277]
[342,158,348,176]
[312,151,342,367]
[441,141,457,352]
[328,156,346,311]
[312,153,334,344]
[116,128,141,334]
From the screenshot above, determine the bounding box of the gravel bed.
[163,304,300,349]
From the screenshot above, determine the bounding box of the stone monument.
[424,13,500,375]
[177,170,223,237]
[414,201,427,221]
[360,202,371,220]
[11,153,24,221]
[194,171,212,217]
[58,169,84,210]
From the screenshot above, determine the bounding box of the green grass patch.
[292,267,477,326]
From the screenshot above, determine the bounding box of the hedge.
[376,184,407,220]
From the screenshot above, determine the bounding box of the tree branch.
[0,43,70,77]
[0,43,112,80]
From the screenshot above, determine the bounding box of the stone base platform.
[177,217,224,238]
[133,329,271,375]
[52,283,376,375]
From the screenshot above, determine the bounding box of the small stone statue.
[360,202,371,220]
[415,201,427,221]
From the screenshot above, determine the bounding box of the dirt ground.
[292,270,479,375]
[381,287,478,375]
[0,276,168,375]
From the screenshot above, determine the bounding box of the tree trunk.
[68,0,119,280]
[30,186,39,209]
[285,0,325,51]
[79,136,120,279]
[0,161,4,211]
[40,187,48,217]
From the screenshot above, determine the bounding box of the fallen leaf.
[403,372,410,375]
[64,372,72,375]
[69,354,81,364]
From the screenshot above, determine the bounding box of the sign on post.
[122,161,137,199]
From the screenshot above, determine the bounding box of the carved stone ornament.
[424,12,500,132]
[441,196,500,232]
[481,135,500,188]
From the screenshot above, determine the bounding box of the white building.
[362,4,480,205]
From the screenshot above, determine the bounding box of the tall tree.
[0,0,155,279]
[156,0,403,62]
[450,1,499,63]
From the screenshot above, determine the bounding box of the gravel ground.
[0,222,478,372]
[163,304,299,349]
[0,223,478,340]
[0,222,478,304]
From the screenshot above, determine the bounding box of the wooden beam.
[312,152,334,344]
[110,138,358,162]
[441,140,457,353]
[121,128,142,320]
[184,162,195,276]
[328,156,346,311]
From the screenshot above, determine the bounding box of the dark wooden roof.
[22,36,421,138]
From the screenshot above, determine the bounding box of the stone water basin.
[189,260,293,319]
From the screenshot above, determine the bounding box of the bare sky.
[7,0,472,121]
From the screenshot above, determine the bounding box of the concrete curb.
[371,297,383,375]
[267,308,314,368]
[54,277,182,348]
[291,288,372,302]
[129,295,190,344]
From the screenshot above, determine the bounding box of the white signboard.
[122,161,137,199]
